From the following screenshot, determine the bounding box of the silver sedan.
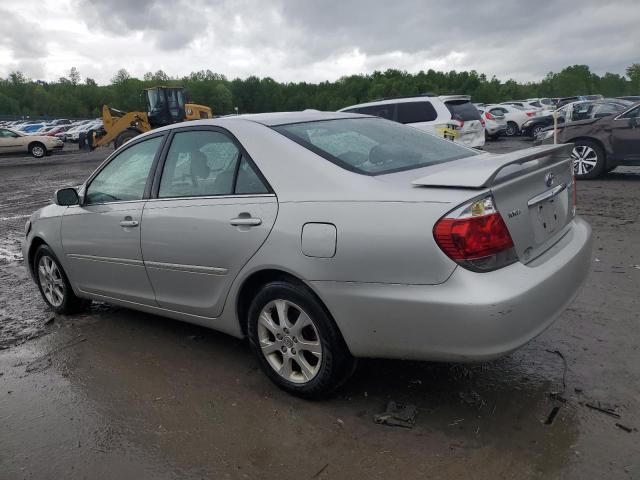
[23,111,592,397]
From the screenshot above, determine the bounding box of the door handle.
[230,217,262,226]
[119,218,139,228]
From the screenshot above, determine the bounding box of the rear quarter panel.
[241,200,458,285]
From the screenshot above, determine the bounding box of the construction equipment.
[80,86,212,150]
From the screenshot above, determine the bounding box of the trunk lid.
[413,144,576,263]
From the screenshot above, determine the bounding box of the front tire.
[247,281,354,398]
[505,121,519,137]
[34,245,89,314]
[531,125,544,139]
[29,143,46,158]
[572,140,605,179]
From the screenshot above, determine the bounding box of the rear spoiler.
[412,144,573,189]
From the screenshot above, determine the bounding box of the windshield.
[274,117,476,175]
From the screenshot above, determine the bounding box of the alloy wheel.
[37,255,64,307]
[506,123,517,136]
[257,299,322,384]
[32,146,45,157]
[571,145,598,176]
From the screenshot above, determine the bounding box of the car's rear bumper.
[312,217,592,361]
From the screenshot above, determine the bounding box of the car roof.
[236,110,363,126]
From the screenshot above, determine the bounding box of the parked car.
[66,121,103,142]
[483,104,531,136]
[339,94,485,148]
[477,107,507,139]
[0,127,64,157]
[617,96,640,102]
[502,100,544,114]
[536,102,640,179]
[23,111,592,397]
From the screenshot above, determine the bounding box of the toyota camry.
[23,111,592,397]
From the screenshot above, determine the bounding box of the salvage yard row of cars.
[2,93,639,178]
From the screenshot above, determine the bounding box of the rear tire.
[505,122,519,137]
[247,281,354,398]
[29,142,46,158]
[114,130,140,149]
[571,139,605,180]
[34,245,90,314]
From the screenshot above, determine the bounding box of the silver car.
[23,111,592,397]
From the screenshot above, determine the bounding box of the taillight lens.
[434,196,517,272]
[485,111,495,120]
[526,111,535,117]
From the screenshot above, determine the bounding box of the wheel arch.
[235,268,347,350]
[27,236,48,280]
[28,140,46,152]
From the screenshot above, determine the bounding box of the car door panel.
[61,202,157,304]
[141,196,277,317]
[60,134,164,304]
[611,108,640,162]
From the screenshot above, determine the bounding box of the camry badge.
[545,172,555,188]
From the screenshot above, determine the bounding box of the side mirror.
[55,187,80,206]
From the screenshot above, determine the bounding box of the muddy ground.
[0,139,638,479]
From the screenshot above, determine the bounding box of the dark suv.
[537,102,640,179]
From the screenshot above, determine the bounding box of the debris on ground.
[615,423,634,433]
[459,390,485,408]
[584,403,621,419]
[545,349,568,394]
[312,463,329,478]
[373,401,418,429]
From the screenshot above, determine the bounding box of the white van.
[339,94,485,148]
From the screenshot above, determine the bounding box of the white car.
[339,94,485,148]
[66,121,103,142]
[477,108,507,139]
[484,104,533,136]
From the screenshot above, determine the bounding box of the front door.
[141,128,278,318]
[612,105,640,163]
[0,129,23,153]
[61,135,165,304]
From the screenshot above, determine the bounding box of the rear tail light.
[480,118,485,127]
[434,195,517,272]
[526,111,536,117]
[485,111,495,120]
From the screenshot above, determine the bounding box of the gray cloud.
[1,0,639,83]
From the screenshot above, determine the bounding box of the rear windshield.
[444,101,481,121]
[396,101,438,123]
[274,117,476,175]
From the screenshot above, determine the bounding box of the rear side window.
[356,104,395,120]
[445,101,481,121]
[274,117,476,175]
[396,101,438,123]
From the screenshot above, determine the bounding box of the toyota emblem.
[545,172,555,187]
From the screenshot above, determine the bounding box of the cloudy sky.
[1,0,638,84]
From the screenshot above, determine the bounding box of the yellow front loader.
[81,86,213,150]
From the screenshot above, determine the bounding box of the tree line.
[1,64,639,119]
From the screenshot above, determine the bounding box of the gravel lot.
[0,138,638,479]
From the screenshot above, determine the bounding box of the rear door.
[611,105,640,162]
[141,127,278,318]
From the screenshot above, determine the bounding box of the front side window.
[620,106,640,119]
[85,136,162,204]
[275,117,476,175]
[159,130,241,198]
[396,102,437,123]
